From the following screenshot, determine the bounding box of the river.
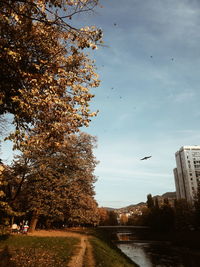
[115,231,199,267]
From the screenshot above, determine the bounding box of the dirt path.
[67,235,86,267]
[84,238,95,267]
[29,230,95,267]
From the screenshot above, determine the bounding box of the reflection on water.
[117,232,135,241]
[116,232,185,267]
[118,242,153,267]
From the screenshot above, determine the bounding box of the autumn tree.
[0,0,102,231]
[145,194,175,231]
[3,132,98,231]
[193,185,200,228]
[159,201,174,231]
[174,199,194,230]
[0,0,102,148]
[107,211,118,226]
[120,214,128,225]
[147,194,154,209]
[64,193,99,226]
[154,197,159,209]
[0,164,11,225]
[98,207,109,226]
[0,163,24,233]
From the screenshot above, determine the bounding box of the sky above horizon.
[1,0,200,208]
[82,0,200,208]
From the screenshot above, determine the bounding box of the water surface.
[116,232,187,267]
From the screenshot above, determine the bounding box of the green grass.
[90,237,136,267]
[84,229,138,267]
[0,235,79,267]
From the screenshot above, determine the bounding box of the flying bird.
[140,156,152,160]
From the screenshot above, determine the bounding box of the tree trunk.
[29,214,39,232]
[11,216,14,226]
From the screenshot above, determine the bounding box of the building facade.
[174,146,200,203]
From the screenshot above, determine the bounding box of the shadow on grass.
[0,235,9,241]
[0,245,16,267]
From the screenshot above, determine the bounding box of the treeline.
[128,193,200,232]
[98,209,119,226]
[98,192,200,232]
[0,0,102,233]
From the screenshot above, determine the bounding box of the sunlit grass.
[0,235,79,267]
[90,237,136,267]
[81,228,137,267]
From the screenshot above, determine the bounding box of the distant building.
[174,146,200,202]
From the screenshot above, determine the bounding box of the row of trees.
[98,208,118,226]
[128,193,200,232]
[0,0,102,232]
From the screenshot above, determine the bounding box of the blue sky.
[1,0,200,208]
[82,0,200,208]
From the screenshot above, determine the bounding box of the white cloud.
[168,90,195,103]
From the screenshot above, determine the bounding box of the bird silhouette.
[140,156,152,160]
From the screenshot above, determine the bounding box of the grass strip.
[88,229,138,267]
[0,235,79,267]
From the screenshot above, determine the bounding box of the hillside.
[104,192,176,213]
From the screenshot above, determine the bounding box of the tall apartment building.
[174,146,200,203]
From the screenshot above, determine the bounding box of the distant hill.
[116,202,146,213]
[101,207,115,211]
[104,192,176,213]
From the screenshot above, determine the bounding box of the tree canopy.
[0,0,102,141]
[0,0,102,229]
[1,132,99,230]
